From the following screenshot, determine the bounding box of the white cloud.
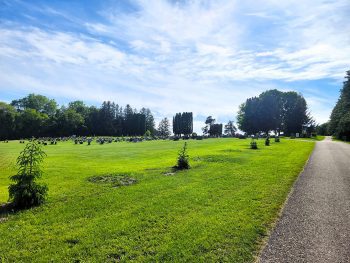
[1,0,350,131]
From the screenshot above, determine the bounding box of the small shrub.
[144,130,151,137]
[250,139,258,149]
[275,137,280,142]
[175,142,190,170]
[265,137,270,146]
[8,140,48,209]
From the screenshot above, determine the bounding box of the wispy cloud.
[0,0,349,129]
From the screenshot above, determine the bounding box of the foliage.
[176,142,190,170]
[0,102,17,140]
[172,112,193,136]
[329,71,350,140]
[157,117,171,137]
[140,108,156,135]
[57,108,85,136]
[237,89,311,135]
[202,116,223,137]
[250,139,258,149]
[8,140,47,209]
[15,109,49,138]
[282,91,310,135]
[275,136,280,142]
[337,112,350,141]
[11,93,57,116]
[224,120,237,136]
[265,137,270,146]
[1,94,156,139]
[237,97,260,135]
[209,123,223,137]
[202,116,215,135]
[316,122,329,136]
[144,130,151,137]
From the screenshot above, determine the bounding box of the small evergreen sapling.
[250,138,258,149]
[8,140,48,209]
[176,142,190,170]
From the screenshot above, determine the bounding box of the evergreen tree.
[140,108,156,135]
[181,112,193,136]
[329,71,350,140]
[9,140,48,209]
[224,120,237,136]
[158,117,171,137]
[0,102,17,140]
[172,112,193,136]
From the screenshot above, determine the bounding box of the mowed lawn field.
[0,138,314,262]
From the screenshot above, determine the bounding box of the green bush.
[250,139,258,149]
[8,140,48,209]
[144,130,151,137]
[176,142,190,170]
[275,137,280,142]
[265,137,270,146]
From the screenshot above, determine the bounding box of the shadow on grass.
[0,202,16,222]
[163,165,191,176]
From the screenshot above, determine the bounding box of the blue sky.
[1,0,349,132]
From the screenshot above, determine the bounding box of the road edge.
[253,141,317,263]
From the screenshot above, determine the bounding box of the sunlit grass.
[0,138,314,262]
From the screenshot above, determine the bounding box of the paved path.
[260,137,350,263]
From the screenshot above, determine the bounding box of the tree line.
[319,70,350,141]
[0,94,156,139]
[172,112,193,136]
[0,87,320,140]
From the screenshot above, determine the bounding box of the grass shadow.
[0,202,16,223]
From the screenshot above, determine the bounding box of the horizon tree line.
[1,86,326,141]
[0,94,156,139]
[318,70,350,141]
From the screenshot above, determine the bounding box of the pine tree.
[329,71,350,140]
[158,117,171,137]
[9,140,48,209]
[224,121,237,136]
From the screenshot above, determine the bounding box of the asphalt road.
[260,137,350,263]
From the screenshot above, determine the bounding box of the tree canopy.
[172,112,193,136]
[237,89,311,135]
[0,94,156,139]
[329,71,350,140]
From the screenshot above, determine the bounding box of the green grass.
[0,138,314,262]
[286,135,325,141]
